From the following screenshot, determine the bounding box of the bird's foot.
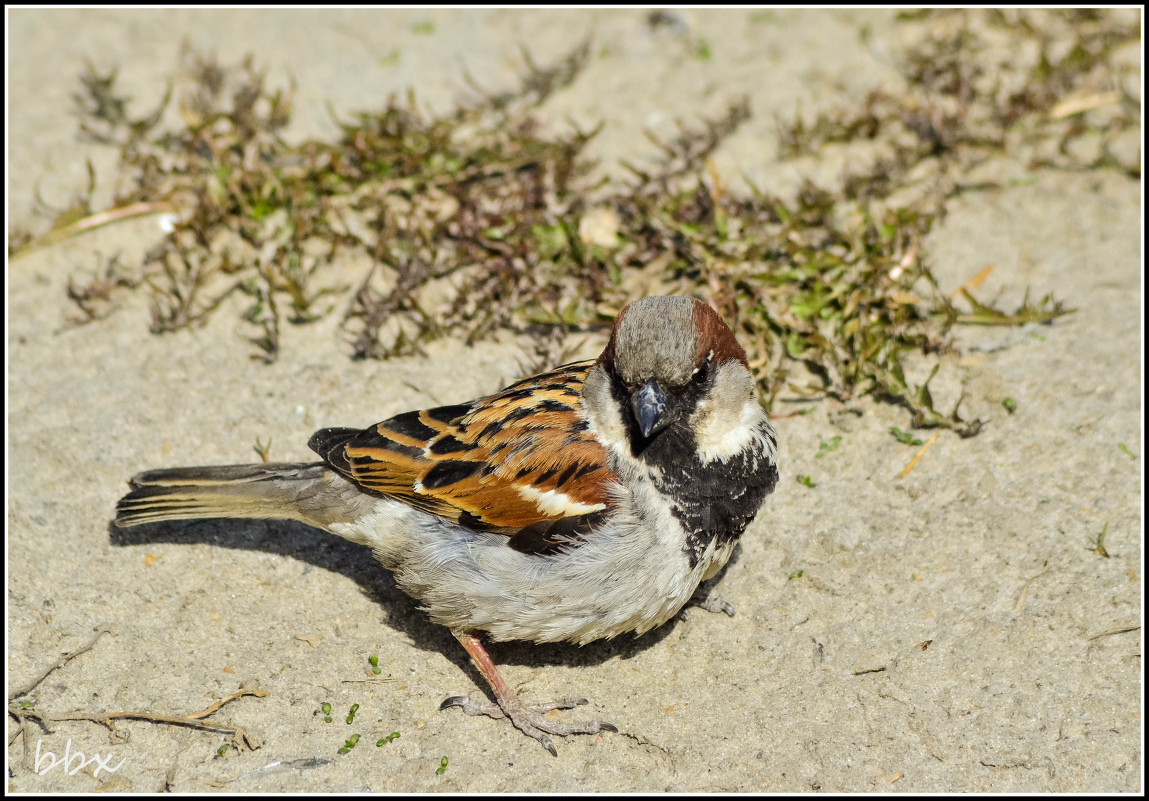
[688,587,736,617]
[445,632,616,756]
[440,694,616,756]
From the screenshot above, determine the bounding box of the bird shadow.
[109,519,744,693]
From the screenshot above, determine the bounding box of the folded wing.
[309,361,616,544]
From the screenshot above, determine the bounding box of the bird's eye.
[691,361,710,385]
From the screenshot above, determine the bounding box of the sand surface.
[7,8,1142,792]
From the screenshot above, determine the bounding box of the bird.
[115,295,780,755]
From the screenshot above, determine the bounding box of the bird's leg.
[439,632,616,756]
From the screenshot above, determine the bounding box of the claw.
[690,589,736,616]
[439,695,469,711]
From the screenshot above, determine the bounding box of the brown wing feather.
[310,361,616,533]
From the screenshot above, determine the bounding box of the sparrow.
[115,295,779,755]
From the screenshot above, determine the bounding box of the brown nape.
[690,298,749,367]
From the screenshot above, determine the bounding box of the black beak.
[630,378,672,439]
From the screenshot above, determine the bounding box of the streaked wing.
[310,360,616,535]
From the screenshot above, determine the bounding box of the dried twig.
[1014,567,1050,611]
[1087,624,1140,641]
[13,687,266,755]
[9,624,112,701]
[8,624,266,770]
[899,433,941,479]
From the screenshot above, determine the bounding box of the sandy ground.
[6,8,1142,792]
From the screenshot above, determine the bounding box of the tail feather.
[115,463,329,528]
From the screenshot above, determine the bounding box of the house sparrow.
[115,295,779,755]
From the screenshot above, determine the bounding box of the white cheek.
[582,367,627,444]
[694,396,769,463]
[691,362,776,464]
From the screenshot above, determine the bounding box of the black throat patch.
[636,419,778,569]
[605,365,778,569]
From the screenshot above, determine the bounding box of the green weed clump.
[16,9,1133,434]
